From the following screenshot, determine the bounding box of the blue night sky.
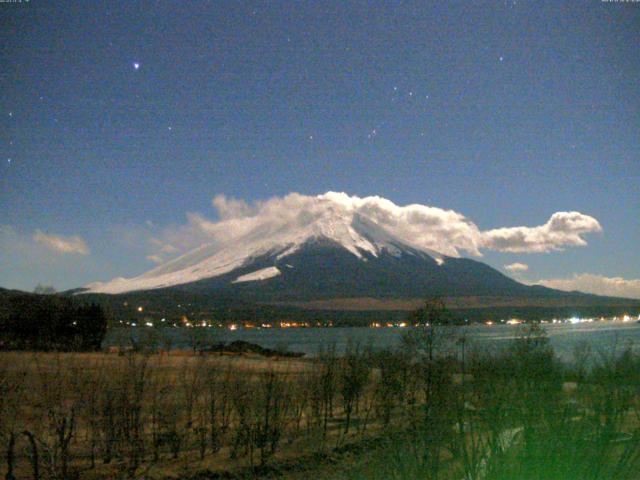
[1,1,639,296]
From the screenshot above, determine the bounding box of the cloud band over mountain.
[147,192,602,262]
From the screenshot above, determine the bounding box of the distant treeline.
[0,293,108,351]
[89,302,640,328]
[72,286,640,328]
[288,305,640,326]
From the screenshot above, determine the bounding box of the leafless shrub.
[338,342,371,436]
[0,328,637,480]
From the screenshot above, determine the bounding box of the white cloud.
[146,254,164,264]
[505,262,529,273]
[482,212,602,253]
[0,225,96,290]
[337,192,484,256]
[131,214,229,266]
[33,230,90,255]
[218,191,485,256]
[212,194,255,219]
[536,273,640,299]
[140,192,603,263]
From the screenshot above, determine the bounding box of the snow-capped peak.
[84,194,444,294]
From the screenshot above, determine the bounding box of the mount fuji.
[76,192,640,320]
[85,204,556,302]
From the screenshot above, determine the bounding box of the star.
[168,126,173,131]
[8,112,13,118]
[499,56,504,62]
[133,62,140,70]
[308,135,314,140]
[7,158,11,164]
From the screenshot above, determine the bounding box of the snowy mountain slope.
[84,208,444,294]
[82,193,586,302]
[232,266,281,283]
[172,236,546,301]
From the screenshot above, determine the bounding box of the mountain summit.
[85,198,447,295]
[83,192,606,303]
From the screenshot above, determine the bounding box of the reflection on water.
[105,321,640,360]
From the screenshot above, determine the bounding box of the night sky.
[1,1,639,296]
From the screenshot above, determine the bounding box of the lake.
[105,320,640,361]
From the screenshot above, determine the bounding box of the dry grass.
[1,332,639,480]
[0,349,377,479]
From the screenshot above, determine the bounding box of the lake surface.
[106,321,640,361]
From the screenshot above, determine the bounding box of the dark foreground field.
[1,326,639,480]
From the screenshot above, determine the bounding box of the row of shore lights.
[126,305,638,329]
